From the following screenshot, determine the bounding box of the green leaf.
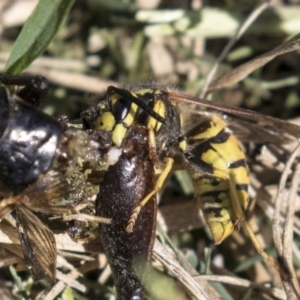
[5,0,76,75]
[9,265,32,300]
[60,286,74,300]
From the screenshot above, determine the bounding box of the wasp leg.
[147,128,160,166]
[224,172,285,274]
[126,125,171,233]
[126,157,174,233]
[147,97,167,166]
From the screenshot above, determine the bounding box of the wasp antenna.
[107,86,166,124]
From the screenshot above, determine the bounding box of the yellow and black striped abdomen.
[186,116,249,244]
[193,176,235,244]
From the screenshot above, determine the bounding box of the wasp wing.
[15,204,56,281]
[169,92,300,141]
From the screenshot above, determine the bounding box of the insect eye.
[113,98,131,122]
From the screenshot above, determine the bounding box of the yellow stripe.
[211,135,245,161]
[147,100,165,131]
[112,124,127,147]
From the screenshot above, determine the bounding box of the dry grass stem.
[209,32,300,91]
[200,0,271,97]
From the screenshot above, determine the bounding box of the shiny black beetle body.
[0,74,103,280]
[0,75,62,196]
[96,124,157,300]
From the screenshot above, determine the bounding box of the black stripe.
[235,184,248,191]
[200,190,227,198]
[200,190,228,203]
[184,153,214,174]
[186,120,213,138]
[210,129,230,144]
[203,205,232,218]
[203,207,222,218]
[195,174,220,186]
[177,135,186,143]
[191,141,214,158]
[121,121,130,129]
[210,179,221,186]
[229,159,247,169]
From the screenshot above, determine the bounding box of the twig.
[273,141,300,298]
[200,1,271,97]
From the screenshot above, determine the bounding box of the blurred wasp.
[0,74,110,281]
[92,84,300,277]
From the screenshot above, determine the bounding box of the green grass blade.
[5,0,75,74]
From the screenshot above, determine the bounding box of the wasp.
[0,74,110,281]
[91,84,300,277]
